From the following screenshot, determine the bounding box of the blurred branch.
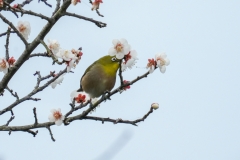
[29,52,50,58]
[38,0,52,8]
[0,31,15,37]
[63,12,107,28]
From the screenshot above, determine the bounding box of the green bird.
[77,55,120,98]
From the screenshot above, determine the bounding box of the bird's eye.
[111,57,117,62]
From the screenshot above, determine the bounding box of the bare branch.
[0,13,28,46]
[5,86,19,100]
[0,69,67,115]
[46,126,55,141]
[63,12,107,28]
[3,115,15,126]
[5,27,11,61]
[25,129,38,137]
[19,0,33,7]
[33,107,38,125]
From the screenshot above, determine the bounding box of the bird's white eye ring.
[111,57,117,61]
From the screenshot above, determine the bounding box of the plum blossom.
[70,90,90,104]
[48,108,65,126]
[0,58,9,74]
[48,39,60,55]
[17,21,31,40]
[71,0,80,5]
[56,49,77,61]
[51,73,65,89]
[71,49,83,64]
[155,53,170,73]
[91,0,102,10]
[108,38,130,59]
[146,58,156,73]
[8,57,16,67]
[151,103,159,110]
[122,50,138,71]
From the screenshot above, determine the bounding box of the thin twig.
[33,107,38,125]
[89,0,104,17]
[3,115,15,126]
[0,31,15,37]
[46,126,55,141]
[5,27,11,61]
[0,13,28,46]
[38,0,52,8]
[19,0,33,7]
[118,59,124,85]
[5,86,19,100]
[63,12,107,28]
[25,129,38,137]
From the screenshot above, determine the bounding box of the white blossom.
[56,49,77,61]
[48,39,60,55]
[0,58,9,74]
[108,38,130,59]
[122,50,138,71]
[48,108,65,126]
[51,74,65,89]
[71,0,80,5]
[91,0,102,10]
[17,21,31,40]
[155,53,170,73]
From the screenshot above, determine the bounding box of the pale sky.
[0,0,240,160]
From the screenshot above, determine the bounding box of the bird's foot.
[101,90,111,101]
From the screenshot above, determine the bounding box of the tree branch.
[5,27,11,61]
[63,12,107,28]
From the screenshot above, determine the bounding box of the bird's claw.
[101,90,111,101]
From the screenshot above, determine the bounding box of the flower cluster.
[47,39,83,73]
[0,57,16,74]
[147,53,170,73]
[17,21,31,40]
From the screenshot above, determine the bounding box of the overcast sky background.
[0,0,240,159]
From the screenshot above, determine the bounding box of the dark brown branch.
[63,12,107,28]
[5,27,11,61]
[0,31,15,37]
[0,13,28,46]
[33,107,38,125]
[46,126,55,141]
